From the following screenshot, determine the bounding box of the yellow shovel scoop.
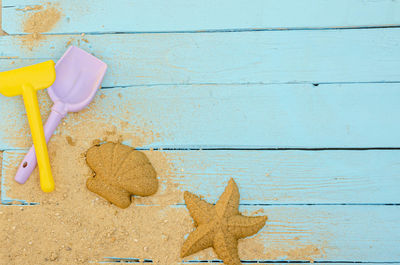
[0,61,56,192]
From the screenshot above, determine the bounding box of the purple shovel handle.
[15,106,66,184]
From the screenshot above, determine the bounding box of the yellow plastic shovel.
[0,61,56,192]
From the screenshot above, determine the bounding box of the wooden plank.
[2,149,400,205]
[0,151,2,201]
[1,150,400,261]
[3,0,400,34]
[1,28,400,86]
[2,203,400,262]
[1,83,400,150]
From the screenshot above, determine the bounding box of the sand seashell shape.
[85,142,158,208]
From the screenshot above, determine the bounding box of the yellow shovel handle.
[22,84,54,192]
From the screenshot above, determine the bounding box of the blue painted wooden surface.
[1,84,400,150]
[3,0,400,33]
[1,29,400,86]
[1,0,400,263]
[3,149,400,205]
[2,150,400,261]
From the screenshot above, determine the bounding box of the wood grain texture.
[1,83,400,150]
[3,204,400,262]
[1,29,400,86]
[2,149,400,205]
[1,1,400,263]
[3,0,400,34]
[2,152,400,261]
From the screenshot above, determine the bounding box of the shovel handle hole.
[23,162,28,168]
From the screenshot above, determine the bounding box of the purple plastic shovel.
[15,46,107,184]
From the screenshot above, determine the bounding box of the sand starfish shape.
[181,178,267,265]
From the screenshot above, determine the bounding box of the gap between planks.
[3,24,400,36]
[99,259,400,264]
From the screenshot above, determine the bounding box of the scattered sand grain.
[21,5,62,50]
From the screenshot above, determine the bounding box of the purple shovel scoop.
[15,46,107,184]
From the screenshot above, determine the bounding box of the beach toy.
[15,46,107,185]
[0,61,56,192]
